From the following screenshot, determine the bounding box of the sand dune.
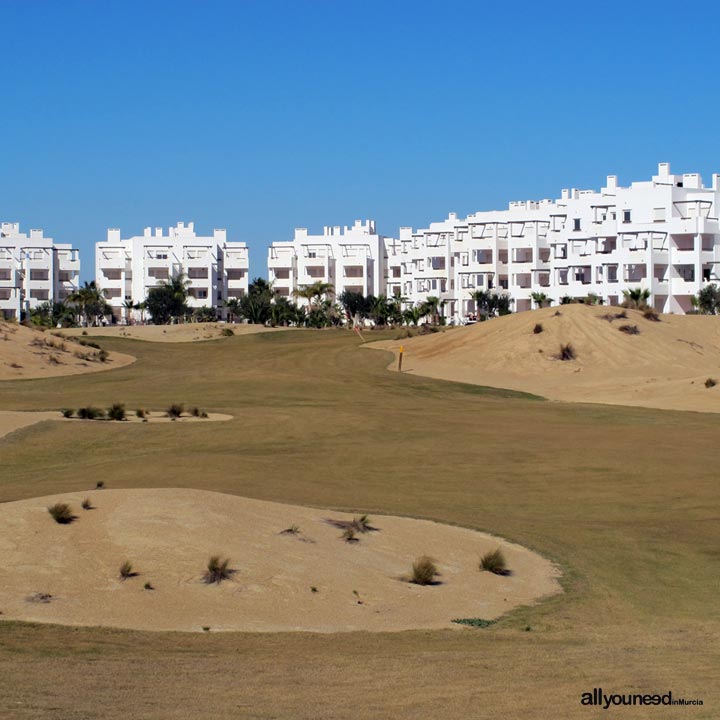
[62,323,289,343]
[371,304,720,413]
[0,322,134,380]
[0,489,560,633]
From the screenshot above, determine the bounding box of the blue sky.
[2,0,720,282]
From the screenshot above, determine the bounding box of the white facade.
[0,222,80,320]
[268,220,388,304]
[95,222,248,322]
[388,163,720,319]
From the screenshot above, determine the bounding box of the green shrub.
[221,327,234,337]
[451,618,496,628]
[190,407,201,417]
[107,403,126,421]
[203,555,233,584]
[166,403,184,419]
[352,514,374,533]
[48,502,75,524]
[119,561,136,580]
[77,406,104,420]
[97,349,109,362]
[135,408,148,419]
[411,556,438,585]
[618,324,640,335]
[144,582,154,591]
[480,548,510,575]
[342,527,358,543]
[61,408,74,418]
[556,343,576,361]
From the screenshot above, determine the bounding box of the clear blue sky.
[2,0,720,282]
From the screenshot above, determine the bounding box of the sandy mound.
[0,410,232,441]
[62,323,289,343]
[0,322,134,380]
[0,489,560,633]
[370,304,720,413]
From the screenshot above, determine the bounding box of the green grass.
[0,328,718,718]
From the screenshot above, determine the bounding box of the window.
[653,208,666,222]
[573,218,581,232]
[197,289,208,299]
[623,210,632,223]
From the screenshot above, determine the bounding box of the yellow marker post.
[398,345,404,372]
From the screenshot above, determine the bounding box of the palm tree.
[293,281,334,308]
[224,297,241,323]
[470,289,491,320]
[403,305,424,326]
[68,281,109,327]
[531,292,552,309]
[122,299,135,325]
[134,300,148,325]
[622,288,650,309]
[421,296,442,325]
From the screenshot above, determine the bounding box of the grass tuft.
[411,555,438,585]
[480,548,511,575]
[107,403,126,421]
[642,307,660,322]
[166,403,184,419]
[452,618,496,628]
[533,323,543,334]
[203,555,233,584]
[48,502,75,524]
[704,377,717,388]
[618,324,640,335]
[342,527,358,543]
[81,498,93,510]
[556,343,576,361]
[119,561,137,580]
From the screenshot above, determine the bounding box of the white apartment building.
[95,221,248,322]
[268,220,388,304]
[0,222,80,320]
[388,163,720,319]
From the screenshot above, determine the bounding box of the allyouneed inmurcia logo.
[581,688,704,709]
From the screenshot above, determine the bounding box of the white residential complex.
[0,222,80,320]
[268,220,388,304]
[95,222,249,322]
[386,163,720,319]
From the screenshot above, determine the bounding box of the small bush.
[81,498,93,510]
[280,525,301,535]
[480,548,510,575]
[642,307,660,322]
[310,586,318,593]
[166,403,184,419]
[107,403,126,421]
[144,582,154,591]
[97,349,109,362]
[618,324,640,335]
[705,378,717,388]
[82,330,88,335]
[26,592,53,604]
[190,407,202,417]
[221,328,234,337]
[411,556,438,585]
[353,514,373,533]
[200,411,209,419]
[342,527,358,543]
[533,323,543,334]
[96,481,105,489]
[61,408,74,418]
[135,408,148,419]
[553,310,562,317]
[119,561,136,580]
[451,618,496,628]
[203,555,233,584]
[77,406,104,420]
[48,503,75,524]
[556,343,576,361]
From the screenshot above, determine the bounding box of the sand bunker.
[0,322,134,380]
[0,489,560,633]
[0,410,232,441]
[62,323,289,343]
[370,304,720,413]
